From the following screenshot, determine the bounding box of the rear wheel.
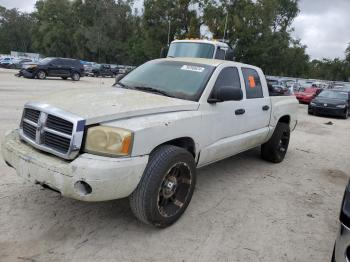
[343,108,349,119]
[261,122,290,163]
[36,70,46,80]
[129,145,196,228]
[71,72,80,81]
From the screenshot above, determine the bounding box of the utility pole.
[222,13,228,42]
[167,20,171,46]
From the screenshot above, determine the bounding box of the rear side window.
[214,67,241,90]
[242,68,263,99]
[57,59,69,66]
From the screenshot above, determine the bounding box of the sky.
[0,0,349,60]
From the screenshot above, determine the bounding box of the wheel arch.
[36,69,48,76]
[278,115,291,124]
[150,137,196,158]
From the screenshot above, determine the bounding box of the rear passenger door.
[240,67,271,135]
[60,59,73,77]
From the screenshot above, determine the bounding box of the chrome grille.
[19,103,85,160]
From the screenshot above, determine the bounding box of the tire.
[61,77,68,80]
[71,72,80,81]
[261,122,290,163]
[342,108,349,119]
[129,145,196,228]
[36,70,46,80]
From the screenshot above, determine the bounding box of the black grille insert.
[42,132,71,154]
[22,121,36,140]
[46,115,73,135]
[24,108,40,123]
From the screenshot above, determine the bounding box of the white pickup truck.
[2,57,298,227]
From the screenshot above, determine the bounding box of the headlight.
[84,126,133,157]
[336,105,346,108]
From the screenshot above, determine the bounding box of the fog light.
[74,181,92,196]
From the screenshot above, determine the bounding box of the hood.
[313,97,347,105]
[29,87,199,125]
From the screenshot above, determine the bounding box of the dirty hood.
[30,87,199,125]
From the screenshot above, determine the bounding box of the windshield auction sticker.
[181,65,205,73]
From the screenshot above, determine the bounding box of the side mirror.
[208,86,243,103]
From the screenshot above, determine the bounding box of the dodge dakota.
[2,57,298,227]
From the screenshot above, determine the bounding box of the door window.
[214,67,241,90]
[242,68,263,99]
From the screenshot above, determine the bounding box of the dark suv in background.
[21,57,84,81]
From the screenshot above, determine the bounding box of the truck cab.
[163,39,234,61]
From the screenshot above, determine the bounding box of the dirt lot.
[0,68,349,262]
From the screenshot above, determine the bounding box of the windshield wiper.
[132,86,175,98]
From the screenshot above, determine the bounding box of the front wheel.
[342,108,349,119]
[36,70,46,80]
[261,122,290,163]
[129,145,196,228]
[71,72,80,81]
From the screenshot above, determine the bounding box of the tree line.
[0,0,349,81]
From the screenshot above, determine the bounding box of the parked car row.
[0,57,34,69]
[8,56,136,81]
[308,89,350,119]
[86,63,134,77]
[17,57,84,81]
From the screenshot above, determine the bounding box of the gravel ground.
[0,68,349,262]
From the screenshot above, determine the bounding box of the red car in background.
[295,87,322,104]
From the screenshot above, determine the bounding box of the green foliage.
[0,1,349,81]
[0,6,35,53]
[346,44,350,64]
[309,59,350,82]
[200,0,308,77]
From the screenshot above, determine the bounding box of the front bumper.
[1,130,148,202]
[334,223,350,262]
[309,106,346,117]
[21,69,36,78]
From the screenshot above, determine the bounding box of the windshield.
[318,90,348,100]
[39,57,54,65]
[167,42,215,59]
[119,60,215,101]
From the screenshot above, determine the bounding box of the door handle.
[235,109,245,115]
[262,105,270,111]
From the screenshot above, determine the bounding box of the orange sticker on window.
[248,76,256,88]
